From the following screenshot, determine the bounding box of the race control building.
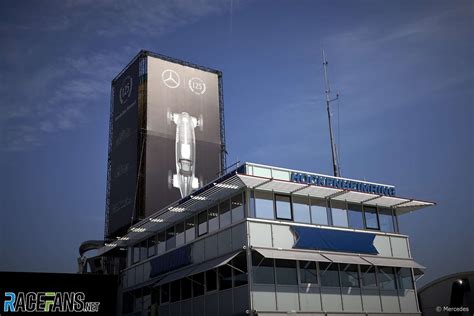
[98,162,435,316]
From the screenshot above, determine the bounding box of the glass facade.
[293,196,311,223]
[347,204,364,229]
[275,195,292,220]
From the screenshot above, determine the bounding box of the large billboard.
[144,56,222,216]
[106,58,140,236]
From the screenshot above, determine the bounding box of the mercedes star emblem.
[162,69,180,89]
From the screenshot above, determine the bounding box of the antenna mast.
[322,49,341,177]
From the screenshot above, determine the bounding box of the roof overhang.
[98,164,434,256]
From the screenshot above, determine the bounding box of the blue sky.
[0,0,472,287]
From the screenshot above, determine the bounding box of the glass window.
[181,278,192,300]
[208,206,219,232]
[140,241,147,261]
[378,266,397,290]
[320,262,340,287]
[170,280,180,302]
[192,273,205,297]
[143,287,151,314]
[175,222,185,247]
[157,231,166,254]
[252,252,274,284]
[166,227,176,250]
[396,268,414,290]
[185,217,195,242]
[231,193,245,222]
[254,191,274,219]
[198,211,207,236]
[364,206,379,230]
[275,195,292,220]
[206,269,218,292]
[339,264,360,288]
[152,286,160,307]
[311,198,328,225]
[232,253,248,287]
[218,265,233,290]
[134,289,143,312]
[299,261,318,284]
[379,208,395,233]
[347,204,364,229]
[293,196,311,223]
[147,236,156,258]
[360,265,377,288]
[160,283,169,304]
[133,245,140,263]
[331,210,347,227]
[219,200,231,228]
[275,259,297,285]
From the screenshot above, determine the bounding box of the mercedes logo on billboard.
[188,77,206,95]
[162,69,180,88]
[119,76,133,104]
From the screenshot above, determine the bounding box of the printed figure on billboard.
[167,110,203,198]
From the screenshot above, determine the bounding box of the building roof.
[98,162,435,256]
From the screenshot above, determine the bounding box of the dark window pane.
[232,253,248,287]
[379,266,397,289]
[176,222,185,246]
[275,195,292,220]
[254,191,274,219]
[252,252,274,284]
[161,283,169,303]
[275,259,297,285]
[170,280,180,302]
[331,200,348,227]
[347,204,364,229]
[139,241,146,261]
[299,261,318,284]
[379,208,395,233]
[198,211,207,236]
[396,268,414,290]
[206,269,218,292]
[320,262,340,287]
[185,217,195,242]
[208,206,219,232]
[166,227,176,250]
[340,264,360,288]
[219,200,231,227]
[148,236,156,258]
[133,245,140,263]
[360,265,377,288]
[181,278,192,300]
[192,273,205,297]
[157,231,166,253]
[219,265,233,290]
[231,193,245,222]
[152,287,160,305]
[364,206,379,230]
[311,198,329,225]
[293,196,311,223]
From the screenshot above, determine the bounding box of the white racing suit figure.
[167,111,203,198]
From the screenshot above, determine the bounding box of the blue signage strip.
[290,172,395,196]
[292,226,378,255]
[150,245,192,278]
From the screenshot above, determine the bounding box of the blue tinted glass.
[347,204,364,229]
[293,197,311,223]
[255,191,274,219]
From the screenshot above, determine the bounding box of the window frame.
[274,194,293,221]
[364,206,380,230]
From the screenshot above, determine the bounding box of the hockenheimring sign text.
[290,172,395,197]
